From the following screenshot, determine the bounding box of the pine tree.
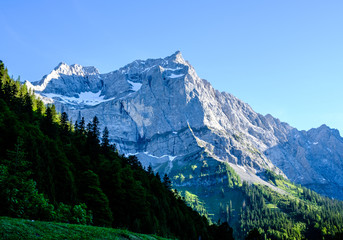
[42,106,57,138]
[101,127,110,151]
[0,60,5,79]
[163,173,172,190]
[36,99,45,114]
[60,112,69,135]
[50,105,58,122]
[23,92,33,115]
[147,165,154,175]
[92,116,100,139]
[45,107,53,122]
[0,60,4,96]
[79,117,85,134]
[74,120,79,132]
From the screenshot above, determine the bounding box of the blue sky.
[1,0,343,134]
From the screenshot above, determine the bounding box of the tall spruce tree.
[101,126,110,151]
[60,112,69,135]
[163,173,172,190]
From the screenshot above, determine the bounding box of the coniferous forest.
[176,162,343,239]
[0,61,234,239]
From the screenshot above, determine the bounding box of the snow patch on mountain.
[168,73,185,78]
[127,80,142,92]
[42,91,115,106]
[161,67,183,71]
[143,152,178,161]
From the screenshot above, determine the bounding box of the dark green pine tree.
[60,112,69,135]
[91,116,100,140]
[23,92,33,117]
[75,116,86,134]
[87,116,100,145]
[74,120,79,132]
[79,117,85,133]
[42,106,57,138]
[147,165,154,175]
[101,126,110,152]
[162,173,172,190]
[0,60,5,97]
[85,116,102,167]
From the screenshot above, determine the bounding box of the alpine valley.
[25,52,343,239]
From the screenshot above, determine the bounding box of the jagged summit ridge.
[26,62,101,96]
[25,51,343,200]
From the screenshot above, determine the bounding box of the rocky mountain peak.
[25,63,102,99]
[116,51,188,76]
[53,62,99,76]
[54,62,68,70]
[165,50,186,64]
[307,124,342,142]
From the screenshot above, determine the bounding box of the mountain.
[24,52,343,227]
[26,51,343,200]
[3,59,343,239]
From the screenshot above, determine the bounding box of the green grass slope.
[0,216,171,240]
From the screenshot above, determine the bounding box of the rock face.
[265,124,343,199]
[26,51,343,200]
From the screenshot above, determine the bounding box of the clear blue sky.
[1,0,343,134]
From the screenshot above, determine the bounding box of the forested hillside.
[0,61,234,240]
[239,171,343,239]
[176,165,343,239]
